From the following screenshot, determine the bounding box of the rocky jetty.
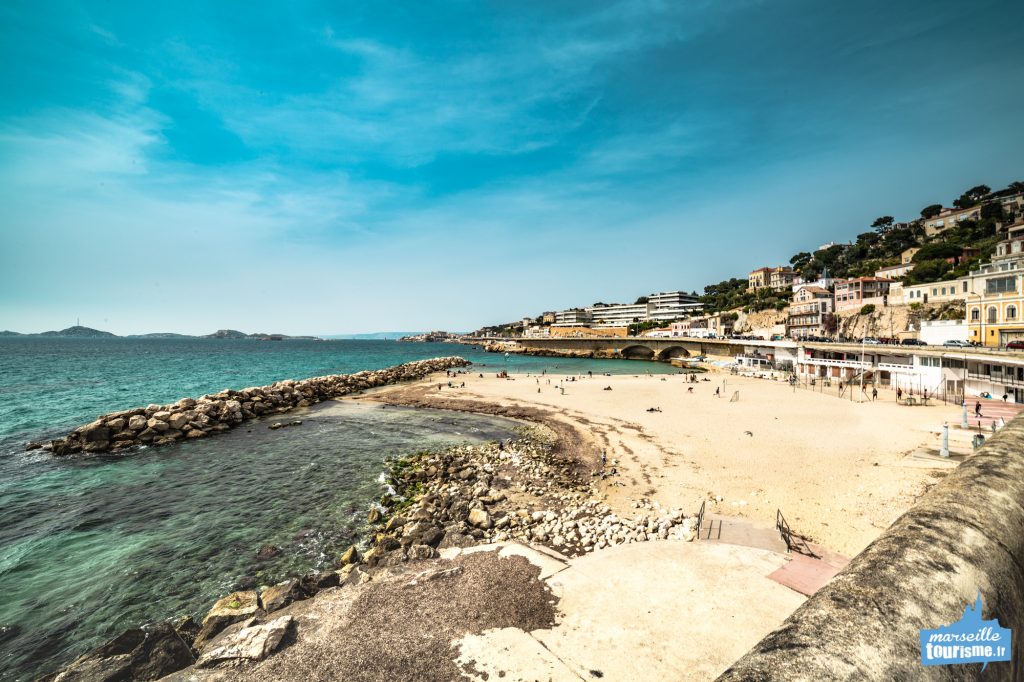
[36,357,470,456]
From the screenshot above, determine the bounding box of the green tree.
[789,251,812,272]
[872,216,895,233]
[920,204,943,219]
[980,202,1004,222]
[634,296,649,304]
[953,184,991,209]
[859,304,876,316]
[912,242,962,262]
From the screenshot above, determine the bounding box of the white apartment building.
[586,302,650,326]
[646,291,703,322]
[553,308,593,325]
[583,291,703,327]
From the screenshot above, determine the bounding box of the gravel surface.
[232,550,558,682]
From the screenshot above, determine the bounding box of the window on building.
[988,307,998,323]
[971,308,980,321]
[963,281,968,292]
[932,288,937,296]
[1009,306,1018,320]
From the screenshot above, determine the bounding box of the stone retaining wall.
[716,416,1024,681]
[40,357,470,456]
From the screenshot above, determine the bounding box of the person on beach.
[975,401,983,418]
[871,387,878,401]
[897,387,903,402]
[715,387,720,397]
[687,387,694,393]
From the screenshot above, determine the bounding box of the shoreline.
[47,368,702,680]
[43,359,964,679]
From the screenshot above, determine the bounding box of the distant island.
[324,331,426,340]
[0,326,324,341]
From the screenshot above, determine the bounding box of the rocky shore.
[47,427,697,680]
[32,357,470,456]
[483,341,619,359]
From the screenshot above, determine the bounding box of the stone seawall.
[483,342,620,360]
[716,415,1024,681]
[38,357,471,456]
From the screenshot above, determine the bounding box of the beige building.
[874,262,915,280]
[964,224,1024,347]
[901,247,919,264]
[748,266,796,292]
[923,206,982,237]
[549,325,628,339]
[901,279,970,304]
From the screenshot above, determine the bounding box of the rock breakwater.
[36,357,470,456]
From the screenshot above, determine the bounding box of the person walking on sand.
[975,401,983,418]
[897,387,903,402]
[715,387,720,398]
[871,387,878,401]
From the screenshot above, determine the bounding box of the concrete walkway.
[452,541,806,681]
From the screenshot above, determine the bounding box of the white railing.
[877,362,917,373]
[800,357,871,369]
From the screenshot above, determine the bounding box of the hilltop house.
[923,205,982,237]
[874,262,915,280]
[748,266,796,292]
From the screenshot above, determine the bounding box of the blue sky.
[1,0,1022,335]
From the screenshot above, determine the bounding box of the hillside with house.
[474,180,1024,348]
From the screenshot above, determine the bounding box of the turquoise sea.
[0,338,674,680]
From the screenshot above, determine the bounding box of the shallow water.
[0,338,676,680]
[0,401,522,680]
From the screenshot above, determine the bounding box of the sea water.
[0,338,674,679]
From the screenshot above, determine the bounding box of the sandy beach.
[368,365,963,557]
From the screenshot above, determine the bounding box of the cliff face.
[836,301,965,340]
[733,309,788,337]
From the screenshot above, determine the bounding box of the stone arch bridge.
[491,337,750,362]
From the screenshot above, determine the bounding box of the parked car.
[942,340,972,348]
[863,338,881,345]
[770,334,785,341]
[901,338,928,346]
[1006,340,1024,350]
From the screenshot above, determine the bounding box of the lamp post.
[940,422,950,458]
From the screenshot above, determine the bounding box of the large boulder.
[259,580,304,613]
[196,616,294,668]
[193,591,261,651]
[82,423,111,444]
[127,415,148,431]
[467,508,492,529]
[49,623,194,681]
[167,413,190,430]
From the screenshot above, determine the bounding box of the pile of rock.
[34,357,470,456]
[346,436,697,571]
